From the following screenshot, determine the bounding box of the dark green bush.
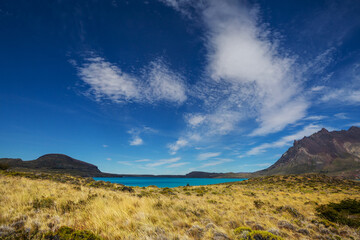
[247,230,283,240]
[60,200,77,213]
[234,227,283,240]
[44,226,102,240]
[254,200,265,209]
[32,197,55,210]
[316,199,360,228]
[0,163,9,170]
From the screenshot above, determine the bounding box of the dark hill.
[256,126,360,178]
[0,154,103,177]
[185,171,251,178]
[1,127,359,179]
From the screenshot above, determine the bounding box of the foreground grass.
[0,171,359,239]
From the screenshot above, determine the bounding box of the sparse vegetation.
[0,171,359,239]
[316,199,360,228]
[0,163,9,170]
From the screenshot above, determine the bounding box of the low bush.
[0,163,9,170]
[316,199,360,228]
[234,227,283,240]
[254,200,265,209]
[32,197,55,210]
[44,226,102,240]
[234,226,252,235]
[247,230,283,240]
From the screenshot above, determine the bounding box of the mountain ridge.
[1,126,359,178]
[255,126,360,178]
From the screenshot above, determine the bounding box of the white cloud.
[158,0,195,18]
[78,57,140,102]
[146,157,181,167]
[321,89,360,104]
[202,0,308,136]
[146,60,187,104]
[117,161,133,165]
[304,115,326,121]
[250,100,308,136]
[167,162,190,168]
[304,47,336,75]
[135,159,151,162]
[197,152,221,160]
[186,114,206,127]
[161,0,308,140]
[168,138,188,155]
[127,126,158,146]
[77,56,187,104]
[345,122,360,127]
[311,86,326,92]
[203,108,243,135]
[247,124,322,155]
[200,158,233,168]
[129,136,144,146]
[334,113,349,119]
[106,158,112,161]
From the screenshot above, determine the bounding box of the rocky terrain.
[257,126,360,178]
[1,127,359,179]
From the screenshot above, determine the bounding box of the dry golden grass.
[0,173,359,239]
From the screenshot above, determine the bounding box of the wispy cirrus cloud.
[146,157,181,167]
[202,0,308,136]
[168,138,189,155]
[129,136,143,146]
[76,56,187,105]
[164,0,309,153]
[304,115,327,121]
[247,124,322,156]
[135,159,151,162]
[321,89,360,105]
[197,152,221,160]
[117,161,133,166]
[200,158,233,168]
[127,126,158,146]
[167,162,190,168]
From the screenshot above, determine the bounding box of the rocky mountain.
[1,127,359,178]
[256,126,360,178]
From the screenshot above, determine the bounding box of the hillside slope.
[256,126,360,178]
[0,154,103,177]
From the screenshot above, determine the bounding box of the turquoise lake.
[93,177,247,188]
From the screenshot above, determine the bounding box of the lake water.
[93,177,247,188]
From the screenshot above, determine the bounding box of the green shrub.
[32,197,55,210]
[254,200,265,209]
[44,226,102,240]
[160,187,175,195]
[60,200,77,214]
[235,227,283,240]
[276,205,304,219]
[0,163,9,170]
[316,199,360,228]
[234,226,252,235]
[247,230,283,240]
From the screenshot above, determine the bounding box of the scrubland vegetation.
[0,171,359,240]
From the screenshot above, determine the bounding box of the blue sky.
[1,0,359,174]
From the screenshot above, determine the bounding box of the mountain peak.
[259,127,360,178]
[349,126,360,132]
[319,128,329,133]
